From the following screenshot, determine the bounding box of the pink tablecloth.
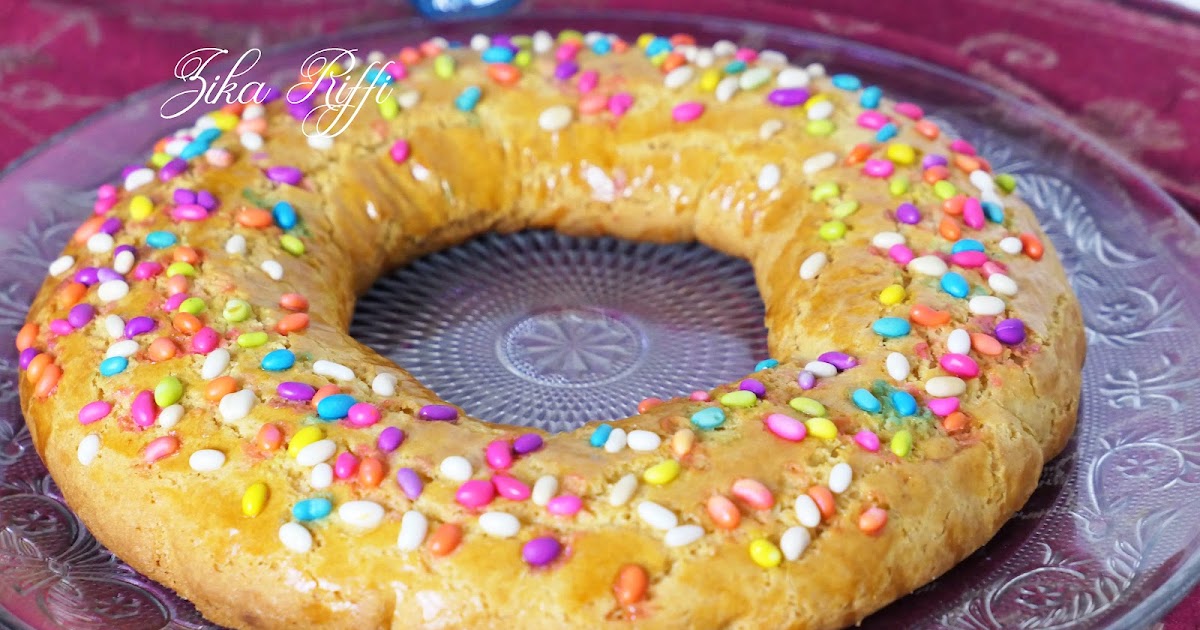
[1,0,1198,626]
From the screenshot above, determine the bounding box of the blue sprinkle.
[316,394,356,420]
[852,389,881,413]
[872,317,911,338]
[755,358,779,372]
[645,37,672,57]
[941,272,970,298]
[273,201,298,230]
[859,86,883,109]
[831,73,862,91]
[589,423,613,447]
[875,122,899,142]
[591,38,612,55]
[891,391,918,417]
[982,201,1005,223]
[480,46,515,64]
[951,239,986,254]
[723,60,747,75]
[292,498,332,521]
[178,138,211,160]
[261,349,296,372]
[454,85,482,112]
[196,128,222,144]
[364,67,394,86]
[99,356,128,377]
[146,231,177,249]
[691,407,726,430]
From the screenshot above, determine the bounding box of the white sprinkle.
[49,255,74,277]
[105,340,139,358]
[532,475,558,506]
[926,376,967,397]
[397,510,428,551]
[968,295,1006,316]
[478,511,520,538]
[970,170,995,192]
[201,348,231,379]
[397,89,420,109]
[585,166,615,203]
[313,360,355,381]
[158,404,183,429]
[279,522,313,553]
[608,473,638,506]
[804,360,837,378]
[776,67,810,88]
[948,329,972,355]
[113,249,134,274]
[694,48,715,68]
[225,234,246,255]
[999,236,1023,255]
[886,352,911,381]
[805,62,826,77]
[366,50,385,64]
[712,40,737,57]
[794,494,821,528]
[189,449,226,472]
[261,260,283,281]
[872,231,906,250]
[411,163,430,181]
[242,103,265,120]
[311,463,333,489]
[715,76,739,102]
[218,389,256,422]
[664,524,705,547]
[372,372,398,396]
[806,100,834,121]
[240,131,264,151]
[759,119,784,140]
[306,134,333,151]
[637,501,678,531]
[296,439,336,466]
[123,168,155,191]
[532,30,554,53]
[780,526,811,561]
[104,315,125,339]
[738,67,772,91]
[829,462,853,493]
[988,273,1019,296]
[86,232,113,254]
[799,252,827,280]
[77,434,100,465]
[677,44,697,62]
[538,105,573,132]
[802,152,837,175]
[908,255,948,277]
[338,500,385,531]
[97,280,129,303]
[429,37,448,49]
[663,66,695,90]
[627,430,662,452]
[603,427,627,453]
[469,33,490,51]
[982,188,1003,207]
[759,50,788,66]
[758,163,781,191]
[439,455,472,482]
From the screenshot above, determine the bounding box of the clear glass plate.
[2,10,1200,630]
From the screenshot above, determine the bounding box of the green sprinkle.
[433,54,455,79]
[223,299,252,323]
[831,200,860,219]
[806,119,835,136]
[166,262,195,277]
[150,152,172,168]
[933,180,957,200]
[237,331,269,348]
[890,429,913,457]
[719,390,758,408]
[995,173,1017,193]
[378,96,399,120]
[514,50,532,68]
[179,297,206,314]
[280,234,305,256]
[811,182,840,203]
[154,376,183,407]
[557,29,583,43]
[788,397,827,417]
[888,176,909,196]
[819,220,847,241]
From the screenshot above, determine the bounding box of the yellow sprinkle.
[208,111,239,131]
[891,430,913,457]
[649,51,668,67]
[803,93,829,109]
[643,460,682,485]
[242,482,269,517]
[749,538,782,568]
[805,418,838,440]
[879,284,906,305]
[671,428,695,458]
[699,69,722,91]
[789,397,826,417]
[288,426,324,458]
[129,195,154,220]
[886,143,916,165]
[637,33,655,49]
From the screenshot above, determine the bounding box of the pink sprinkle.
[205,148,233,167]
[386,62,408,81]
[734,48,757,62]
[950,251,988,268]
[555,42,580,62]
[191,327,219,354]
[171,204,208,221]
[134,261,164,280]
[163,293,188,311]
[939,353,980,378]
[334,452,359,479]
[94,198,117,215]
[608,92,634,117]
[131,390,157,427]
[980,260,1007,279]
[455,479,495,509]
[78,401,112,425]
[578,70,598,94]
[893,102,924,120]
[855,430,881,452]
[963,198,985,229]
[889,244,915,265]
[49,319,74,335]
[346,402,380,427]
[390,139,410,164]
[764,413,806,442]
[97,184,118,200]
[672,101,705,123]
[492,474,531,501]
[546,494,583,516]
[950,139,977,156]
[863,159,894,178]
[689,390,711,402]
[730,478,775,510]
[928,397,960,417]
[485,439,513,470]
[856,111,889,130]
[143,435,179,463]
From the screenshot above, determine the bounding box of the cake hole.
[350,231,768,433]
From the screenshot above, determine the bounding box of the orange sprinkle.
[487,63,520,86]
[237,208,274,228]
[205,376,238,402]
[977,156,993,173]
[613,564,649,607]
[578,92,608,115]
[279,293,309,311]
[173,246,201,264]
[418,41,442,58]
[166,275,189,296]
[276,313,310,335]
[611,38,629,54]
[428,522,462,556]
[943,411,969,434]
[669,33,696,46]
[26,353,51,382]
[706,494,741,530]
[922,165,949,184]
[637,398,663,414]
[1019,233,1045,261]
[915,119,940,139]
[939,216,962,241]
[808,486,836,520]
[858,506,889,535]
[154,137,170,154]
[237,118,267,135]
[971,333,1004,356]
[73,216,105,244]
[146,338,177,362]
[909,304,951,327]
[398,47,421,65]
[359,456,384,487]
[257,423,283,451]
[942,195,966,216]
[59,282,87,308]
[953,154,982,173]
[660,52,686,72]
[34,364,62,398]
[845,143,873,165]
[16,323,38,351]
[220,102,245,116]
[173,313,203,334]
[312,384,340,407]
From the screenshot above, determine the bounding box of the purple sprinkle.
[114,244,135,258]
[277,382,317,402]
[99,217,122,235]
[265,166,303,186]
[196,190,217,211]
[163,293,188,311]
[522,537,561,567]
[19,347,38,370]
[287,101,313,121]
[159,158,188,180]
[513,433,544,455]
[396,467,423,499]
[492,35,516,50]
[798,370,816,390]
[74,267,99,286]
[418,404,458,422]
[767,88,809,107]
[49,319,74,335]
[67,304,96,328]
[258,85,282,104]
[895,202,922,225]
[312,76,336,94]
[554,60,579,80]
[995,318,1026,345]
[817,351,858,371]
[119,164,141,180]
[739,378,767,398]
[96,268,123,283]
[173,188,197,205]
[921,154,948,170]
[124,316,157,338]
[377,426,405,453]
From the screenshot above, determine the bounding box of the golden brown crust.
[20,32,1083,630]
